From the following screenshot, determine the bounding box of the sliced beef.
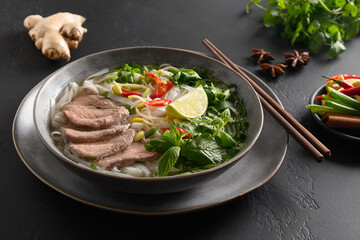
[61,124,130,143]
[68,129,135,159]
[63,105,128,129]
[99,142,161,170]
[63,87,129,129]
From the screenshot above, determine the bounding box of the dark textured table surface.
[1,0,360,239]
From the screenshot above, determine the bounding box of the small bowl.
[309,85,360,142]
[33,46,264,194]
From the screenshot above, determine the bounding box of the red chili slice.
[330,74,360,80]
[327,75,355,89]
[316,85,360,99]
[145,72,163,83]
[120,88,142,96]
[150,81,175,99]
[144,99,172,106]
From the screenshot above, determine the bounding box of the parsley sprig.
[246,0,360,57]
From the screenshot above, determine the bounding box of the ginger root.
[24,12,87,61]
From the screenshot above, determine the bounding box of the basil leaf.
[158,146,181,176]
[145,136,174,152]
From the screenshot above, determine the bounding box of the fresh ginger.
[24,12,87,61]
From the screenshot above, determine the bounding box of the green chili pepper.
[324,100,360,116]
[306,105,342,115]
[328,87,360,111]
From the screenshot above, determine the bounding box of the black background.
[1,0,360,239]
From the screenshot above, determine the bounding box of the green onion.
[145,128,158,138]
[100,91,109,98]
[106,75,118,83]
[90,162,97,170]
[142,88,151,98]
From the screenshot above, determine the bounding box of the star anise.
[284,50,310,68]
[251,48,275,64]
[259,63,287,78]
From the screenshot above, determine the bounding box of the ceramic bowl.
[33,46,264,194]
[309,85,360,141]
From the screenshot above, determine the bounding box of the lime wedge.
[166,85,208,119]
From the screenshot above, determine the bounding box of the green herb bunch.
[144,67,249,177]
[246,0,360,57]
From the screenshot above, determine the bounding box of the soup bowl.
[33,46,264,194]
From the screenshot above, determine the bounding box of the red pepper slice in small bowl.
[316,74,360,99]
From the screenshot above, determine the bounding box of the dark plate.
[12,64,288,215]
[309,85,360,142]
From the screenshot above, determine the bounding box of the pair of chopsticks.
[203,39,331,162]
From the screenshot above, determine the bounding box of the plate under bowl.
[33,46,264,194]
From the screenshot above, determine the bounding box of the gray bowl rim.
[33,46,264,182]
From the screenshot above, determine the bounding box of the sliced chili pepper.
[120,88,142,96]
[329,74,360,80]
[324,75,354,89]
[338,85,360,96]
[144,99,172,106]
[145,72,163,83]
[150,81,175,99]
[316,85,360,100]
[162,127,192,139]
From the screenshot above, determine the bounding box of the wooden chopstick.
[203,38,330,162]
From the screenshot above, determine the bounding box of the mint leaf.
[181,134,223,164]
[145,136,174,152]
[216,131,237,147]
[163,121,181,146]
[220,109,231,125]
[158,146,181,176]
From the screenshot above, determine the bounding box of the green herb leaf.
[90,162,97,170]
[216,131,237,147]
[158,146,181,176]
[329,41,346,57]
[181,134,223,165]
[100,91,109,98]
[247,0,360,57]
[145,136,174,152]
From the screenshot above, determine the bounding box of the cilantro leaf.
[247,0,360,57]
